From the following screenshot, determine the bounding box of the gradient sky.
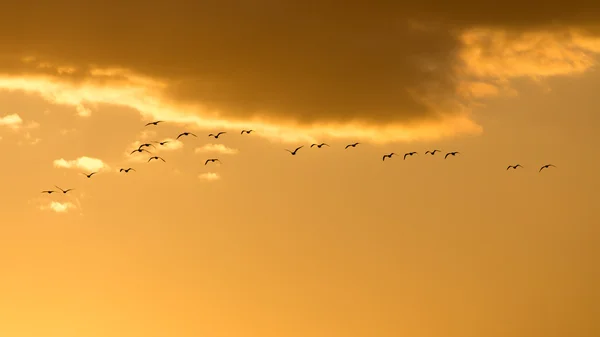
[0,2,598,337]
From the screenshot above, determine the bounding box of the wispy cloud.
[53,156,109,172]
[198,172,220,181]
[194,143,238,155]
[0,113,23,129]
[41,201,76,213]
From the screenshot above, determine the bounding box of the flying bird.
[177,132,197,139]
[345,142,360,149]
[120,168,136,173]
[425,150,441,155]
[205,158,221,165]
[311,143,329,148]
[82,172,97,178]
[130,148,152,155]
[148,156,166,163]
[41,190,56,194]
[445,151,460,159]
[154,140,170,146]
[285,146,304,155]
[383,153,397,161]
[539,164,556,172]
[145,120,164,126]
[241,130,253,134]
[54,186,74,194]
[208,132,226,138]
[138,143,156,150]
[506,164,523,170]
[404,152,418,160]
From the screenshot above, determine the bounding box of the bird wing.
[159,157,166,162]
[240,130,245,134]
[345,144,350,149]
[403,153,408,160]
[311,144,316,147]
[145,122,153,126]
[324,143,329,146]
[218,132,225,135]
[54,185,64,192]
[176,134,183,139]
[445,153,450,158]
[191,133,197,137]
[285,149,292,153]
[295,146,303,151]
[382,155,387,161]
[148,157,154,162]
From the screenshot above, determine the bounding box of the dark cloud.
[0,1,599,127]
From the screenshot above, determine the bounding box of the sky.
[0,2,598,337]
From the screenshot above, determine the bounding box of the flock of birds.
[39,120,557,195]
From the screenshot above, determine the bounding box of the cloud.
[194,144,238,155]
[41,201,76,213]
[1,2,600,142]
[198,172,220,181]
[53,156,109,172]
[0,113,23,129]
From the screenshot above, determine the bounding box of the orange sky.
[0,2,599,337]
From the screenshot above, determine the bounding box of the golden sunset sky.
[0,1,598,336]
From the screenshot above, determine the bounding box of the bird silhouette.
[120,168,136,173]
[177,132,197,139]
[539,164,556,172]
[382,153,396,161]
[138,143,156,150]
[148,156,166,163]
[444,151,460,159]
[241,130,253,134]
[425,150,441,155]
[130,148,152,155]
[155,140,170,146]
[55,185,74,194]
[345,142,360,149]
[82,172,97,178]
[285,146,304,155]
[311,143,329,148]
[41,190,56,194]
[507,164,523,170]
[205,158,221,165]
[208,132,226,138]
[404,152,418,160]
[145,121,164,126]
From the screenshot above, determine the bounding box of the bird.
[154,140,170,146]
[506,164,523,170]
[177,132,197,139]
[120,168,136,173]
[241,130,253,134]
[404,152,418,160]
[82,172,97,178]
[208,131,226,138]
[54,185,74,194]
[382,153,397,161]
[41,190,56,194]
[205,158,221,165]
[138,143,156,150]
[130,148,152,155]
[311,143,329,148]
[345,142,360,149]
[445,151,460,159]
[425,150,441,155]
[285,146,304,155]
[539,164,556,172]
[145,120,164,126]
[148,156,166,163]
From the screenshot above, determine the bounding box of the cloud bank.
[1,1,600,142]
[195,144,239,155]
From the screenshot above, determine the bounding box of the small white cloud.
[157,138,183,151]
[53,156,109,172]
[138,129,157,141]
[41,201,76,213]
[75,104,91,117]
[25,121,40,129]
[198,172,220,181]
[194,143,238,155]
[0,113,23,129]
